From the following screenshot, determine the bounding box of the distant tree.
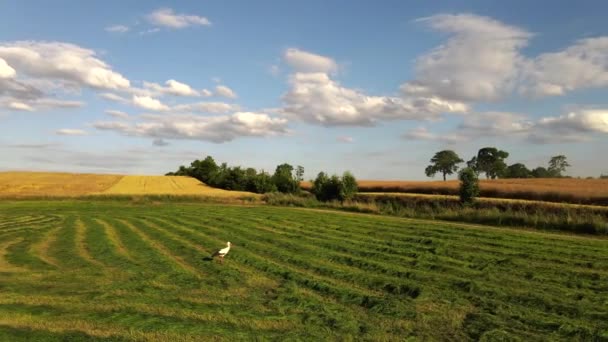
[272,163,299,193]
[548,155,570,177]
[424,150,464,181]
[476,147,509,179]
[459,167,479,205]
[253,172,277,193]
[531,167,551,178]
[311,171,358,202]
[340,171,358,201]
[504,163,532,178]
[190,156,218,184]
[600,173,608,179]
[296,165,305,182]
[466,156,480,175]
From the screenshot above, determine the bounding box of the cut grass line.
[93,219,134,262]
[0,238,25,272]
[74,218,105,269]
[29,226,61,269]
[117,219,202,277]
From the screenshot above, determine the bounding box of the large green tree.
[505,163,532,178]
[272,163,299,193]
[548,155,570,177]
[475,147,509,179]
[424,150,464,181]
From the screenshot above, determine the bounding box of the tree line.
[166,156,358,201]
[425,147,571,181]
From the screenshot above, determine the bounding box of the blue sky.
[1,1,607,180]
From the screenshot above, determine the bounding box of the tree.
[476,147,509,179]
[340,171,358,201]
[311,171,358,202]
[548,155,570,177]
[531,167,550,178]
[295,165,305,182]
[459,167,479,205]
[272,163,299,193]
[466,156,479,175]
[424,150,464,181]
[190,156,218,184]
[504,163,532,178]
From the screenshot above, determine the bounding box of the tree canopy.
[424,150,464,181]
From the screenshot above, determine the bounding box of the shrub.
[459,167,479,205]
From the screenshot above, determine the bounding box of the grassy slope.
[0,201,606,341]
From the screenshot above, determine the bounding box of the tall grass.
[264,193,608,235]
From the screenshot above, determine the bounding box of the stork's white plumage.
[209,242,231,264]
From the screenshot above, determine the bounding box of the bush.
[311,171,358,202]
[459,167,479,205]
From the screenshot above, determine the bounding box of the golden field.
[302,178,608,205]
[0,172,256,198]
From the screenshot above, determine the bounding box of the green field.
[0,201,607,341]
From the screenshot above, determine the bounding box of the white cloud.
[8,101,33,111]
[0,58,16,78]
[403,14,531,103]
[147,8,211,29]
[93,112,288,143]
[537,109,608,133]
[215,85,237,99]
[56,129,88,136]
[284,48,338,73]
[143,79,199,97]
[132,95,169,111]
[521,37,608,96]
[281,72,467,126]
[105,25,130,33]
[402,126,467,144]
[200,89,212,97]
[0,41,130,90]
[99,92,129,103]
[139,28,161,35]
[105,110,129,119]
[173,101,240,114]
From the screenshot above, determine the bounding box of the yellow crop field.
[0,172,257,198]
[100,175,255,197]
[0,172,122,197]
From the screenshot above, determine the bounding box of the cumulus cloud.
[132,95,169,111]
[0,41,130,90]
[99,92,129,103]
[105,25,130,33]
[405,109,608,144]
[1,98,83,112]
[105,110,129,119]
[147,8,211,29]
[214,85,237,99]
[93,112,288,143]
[7,101,33,111]
[284,48,338,73]
[403,14,531,103]
[281,72,467,126]
[0,58,16,78]
[172,101,240,114]
[521,37,608,96]
[143,79,200,97]
[56,129,88,136]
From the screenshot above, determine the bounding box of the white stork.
[207,242,231,264]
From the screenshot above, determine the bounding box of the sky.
[1,0,607,180]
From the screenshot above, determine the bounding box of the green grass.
[0,201,607,341]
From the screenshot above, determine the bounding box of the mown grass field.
[0,172,255,198]
[302,178,608,205]
[0,201,606,341]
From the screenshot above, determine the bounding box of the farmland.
[302,178,608,205]
[0,201,607,341]
[0,172,255,198]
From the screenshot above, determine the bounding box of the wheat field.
[0,172,255,198]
